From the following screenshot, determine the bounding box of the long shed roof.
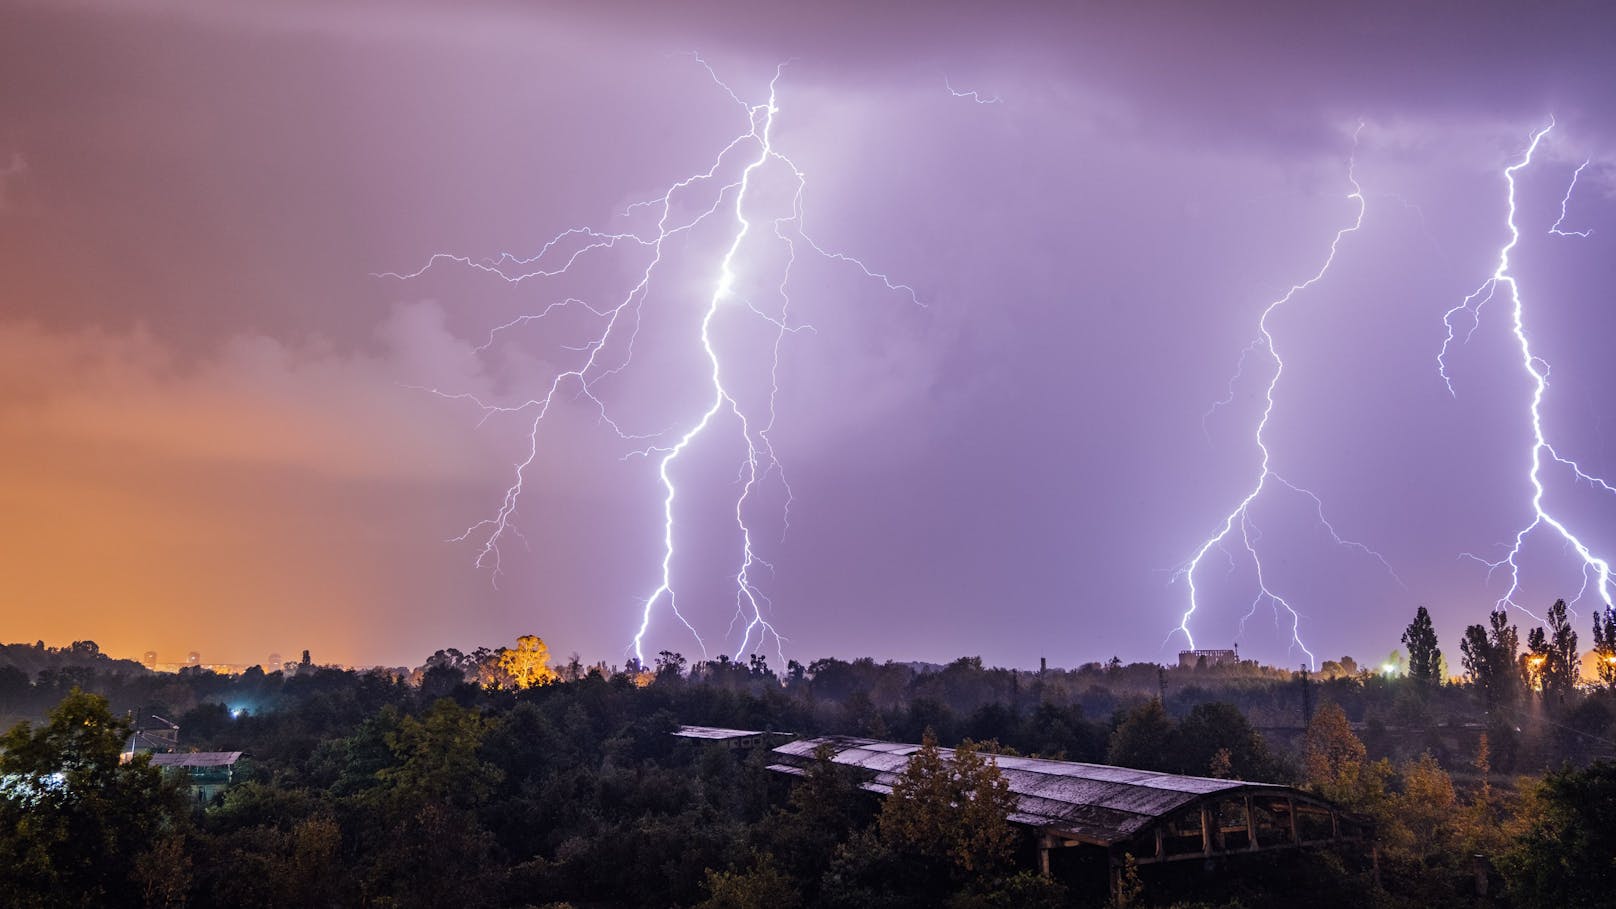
[672,725,774,741]
[770,735,1300,846]
[147,752,243,769]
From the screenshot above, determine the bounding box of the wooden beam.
[1244,795,1258,851]
[1200,804,1213,856]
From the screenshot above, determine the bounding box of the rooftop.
[767,734,1359,849]
[146,752,243,769]
[671,725,776,741]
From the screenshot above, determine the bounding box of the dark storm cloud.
[3,0,1614,669]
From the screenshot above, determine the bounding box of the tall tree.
[1401,605,1443,685]
[1303,702,1391,818]
[1461,610,1521,712]
[0,689,188,906]
[1592,606,1616,689]
[1527,599,1580,705]
[496,634,558,689]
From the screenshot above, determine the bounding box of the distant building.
[186,651,201,668]
[141,651,158,669]
[267,653,283,672]
[149,752,244,805]
[1178,647,1240,669]
[121,715,243,805]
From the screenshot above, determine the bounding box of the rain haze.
[3,0,1615,670]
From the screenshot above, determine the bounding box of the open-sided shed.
[768,735,1371,898]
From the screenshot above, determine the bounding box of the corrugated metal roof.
[773,735,1294,845]
[147,752,243,768]
[673,725,781,740]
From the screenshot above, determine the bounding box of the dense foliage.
[2,606,1614,908]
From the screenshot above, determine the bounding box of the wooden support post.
[1154,825,1165,862]
[1286,797,1299,845]
[1037,835,1053,878]
[1107,848,1129,907]
[1244,795,1258,851]
[1200,804,1213,855]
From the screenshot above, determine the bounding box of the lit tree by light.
[496,635,558,689]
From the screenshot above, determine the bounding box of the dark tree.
[1172,701,1277,780]
[655,650,687,680]
[1592,606,1616,689]
[1499,760,1616,908]
[1401,605,1443,685]
[0,688,188,907]
[1106,699,1174,772]
[1527,600,1580,705]
[1461,610,1521,712]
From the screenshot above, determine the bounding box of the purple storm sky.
[2,0,1614,670]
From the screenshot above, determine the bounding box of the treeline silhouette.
[1,601,1614,908]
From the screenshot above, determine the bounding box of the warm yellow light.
[1529,656,1545,666]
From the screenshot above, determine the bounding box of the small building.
[121,715,243,806]
[1178,647,1240,669]
[147,752,244,805]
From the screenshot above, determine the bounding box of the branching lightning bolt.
[1437,120,1614,619]
[1549,159,1594,238]
[1173,125,1396,669]
[379,56,917,666]
[945,76,1002,105]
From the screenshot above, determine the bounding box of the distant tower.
[186,651,201,667]
[1300,664,1314,726]
[142,651,157,669]
[267,653,283,672]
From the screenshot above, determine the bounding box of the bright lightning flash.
[1173,126,1396,669]
[1438,120,1614,618]
[380,57,916,665]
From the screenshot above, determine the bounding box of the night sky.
[3,0,1615,670]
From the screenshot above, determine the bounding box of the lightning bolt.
[1173,124,1395,670]
[1549,158,1594,238]
[945,76,1002,105]
[379,56,917,665]
[1438,120,1614,618]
